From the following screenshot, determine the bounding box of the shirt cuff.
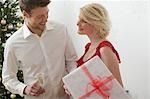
[18,83,27,97]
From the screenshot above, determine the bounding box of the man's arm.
[64,28,78,72]
[2,42,27,97]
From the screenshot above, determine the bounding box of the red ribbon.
[79,65,114,99]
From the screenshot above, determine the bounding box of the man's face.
[24,6,49,31]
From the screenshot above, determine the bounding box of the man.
[2,0,77,99]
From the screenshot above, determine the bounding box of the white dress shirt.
[2,20,77,99]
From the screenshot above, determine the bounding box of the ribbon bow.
[79,66,114,99]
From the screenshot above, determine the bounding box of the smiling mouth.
[40,23,46,26]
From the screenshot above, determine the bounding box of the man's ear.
[22,10,30,18]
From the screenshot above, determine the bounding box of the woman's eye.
[81,19,87,23]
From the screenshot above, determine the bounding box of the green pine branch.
[0,0,24,98]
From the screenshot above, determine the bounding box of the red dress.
[77,41,121,67]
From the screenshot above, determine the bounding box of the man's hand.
[24,81,45,96]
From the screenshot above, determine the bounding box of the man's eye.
[37,16,42,19]
[37,15,44,19]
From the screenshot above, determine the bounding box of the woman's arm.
[100,46,124,87]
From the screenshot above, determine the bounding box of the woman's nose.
[77,21,80,26]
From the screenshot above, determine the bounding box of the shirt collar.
[45,21,54,30]
[23,21,54,39]
[23,23,33,39]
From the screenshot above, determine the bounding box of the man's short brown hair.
[19,0,50,13]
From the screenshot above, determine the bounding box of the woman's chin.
[78,31,85,35]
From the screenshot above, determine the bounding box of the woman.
[76,3,123,87]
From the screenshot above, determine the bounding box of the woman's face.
[77,15,95,35]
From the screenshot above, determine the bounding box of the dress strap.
[96,41,121,63]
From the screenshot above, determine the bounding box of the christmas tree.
[0,0,24,98]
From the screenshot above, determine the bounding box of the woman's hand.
[63,85,71,95]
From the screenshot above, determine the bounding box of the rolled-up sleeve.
[2,42,26,97]
[64,28,78,72]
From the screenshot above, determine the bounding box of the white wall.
[148,0,150,98]
[49,0,149,99]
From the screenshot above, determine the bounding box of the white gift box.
[63,56,131,99]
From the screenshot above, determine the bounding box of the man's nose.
[43,15,48,22]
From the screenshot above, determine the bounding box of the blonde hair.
[80,3,111,38]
